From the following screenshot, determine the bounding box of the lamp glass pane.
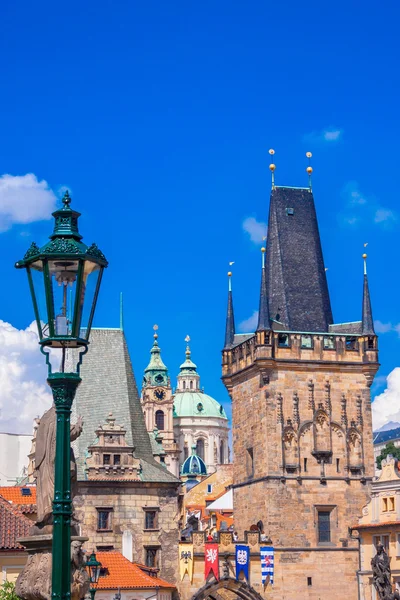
[74,260,101,338]
[29,260,50,338]
[48,259,80,338]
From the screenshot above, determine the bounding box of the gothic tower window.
[220,441,224,464]
[196,438,205,460]
[155,410,165,431]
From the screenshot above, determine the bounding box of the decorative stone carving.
[308,379,315,412]
[325,381,331,414]
[193,532,205,548]
[220,532,233,547]
[341,394,348,427]
[246,532,259,547]
[277,393,284,425]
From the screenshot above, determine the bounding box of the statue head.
[376,542,385,555]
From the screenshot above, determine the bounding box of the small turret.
[362,254,375,335]
[257,247,271,331]
[143,325,169,387]
[224,272,235,348]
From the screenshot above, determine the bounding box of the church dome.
[181,446,207,476]
[174,392,227,419]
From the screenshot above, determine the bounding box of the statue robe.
[34,405,81,525]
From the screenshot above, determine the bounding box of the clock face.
[154,388,166,401]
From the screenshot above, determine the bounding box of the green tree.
[376,441,400,470]
[0,581,19,600]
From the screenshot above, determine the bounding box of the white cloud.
[340,181,397,229]
[0,320,52,434]
[372,368,400,430]
[374,320,394,334]
[323,129,342,141]
[242,217,267,244]
[238,310,259,332]
[374,208,397,224]
[303,127,343,144]
[0,173,57,232]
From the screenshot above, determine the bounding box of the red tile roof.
[94,552,175,590]
[0,486,36,505]
[0,495,31,550]
[351,521,400,530]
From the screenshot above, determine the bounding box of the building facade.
[173,341,230,475]
[221,183,379,599]
[353,455,400,599]
[0,432,31,486]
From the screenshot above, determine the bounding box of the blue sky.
[0,0,399,431]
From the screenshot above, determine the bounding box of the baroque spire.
[224,271,235,348]
[143,325,168,386]
[362,253,375,335]
[257,246,270,331]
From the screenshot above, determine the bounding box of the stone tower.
[141,328,180,477]
[222,182,379,599]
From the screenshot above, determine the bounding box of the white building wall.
[0,432,31,485]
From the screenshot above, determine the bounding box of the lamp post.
[86,551,102,600]
[15,191,108,600]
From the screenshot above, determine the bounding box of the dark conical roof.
[265,187,333,332]
[362,273,375,335]
[257,251,270,331]
[224,286,235,348]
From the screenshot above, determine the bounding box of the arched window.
[183,381,186,390]
[196,438,205,461]
[184,445,189,460]
[190,380,193,390]
[220,441,224,464]
[155,410,165,431]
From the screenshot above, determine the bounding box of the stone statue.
[371,543,400,600]
[71,540,90,600]
[33,405,83,530]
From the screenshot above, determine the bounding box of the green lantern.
[15,191,108,600]
[86,551,102,600]
[15,191,108,365]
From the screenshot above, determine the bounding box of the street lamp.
[15,191,108,600]
[86,551,102,600]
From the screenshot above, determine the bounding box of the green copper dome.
[174,339,227,419]
[174,392,227,419]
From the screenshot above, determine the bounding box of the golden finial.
[363,253,368,275]
[269,149,276,189]
[228,271,232,292]
[306,152,313,190]
[153,324,159,339]
[261,246,266,268]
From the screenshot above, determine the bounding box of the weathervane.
[153,324,158,339]
[306,152,313,190]
[269,149,276,189]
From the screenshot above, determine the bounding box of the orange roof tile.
[94,552,176,590]
[0,486,36,505]
[351,521,400,530]
[0,495,32,550]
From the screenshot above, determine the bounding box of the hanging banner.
[179,544,194,582]
[235,545,250,581]
[205,543,219,580]
[260,546,274,585]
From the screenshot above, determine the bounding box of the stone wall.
[75,482,180,584]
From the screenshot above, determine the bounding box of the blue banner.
[260,546,274,585]
[235,545,250,581]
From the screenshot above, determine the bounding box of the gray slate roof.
[265,187,333,333]
[71,328,178,484]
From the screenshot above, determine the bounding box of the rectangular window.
[207,484,213,493]
[278,334,289,348]
[336,458,340,473]
[345,337,357,350]
[247,447,254,478]
[323,336,335,349]
[318,511,331,543]
[144,510,158,530]
[113,454,121,466]
[145,547,158,568]
[301,335,313,349]
[304,458,308,473]
[103,454,111,466]
[286,208,294,216]
[373,534,390,554]
[383,498,388,512]
[390,497,395,511]
[307,577,312,587]
[97,509,112,531]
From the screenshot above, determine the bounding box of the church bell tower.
[141,326,180,477]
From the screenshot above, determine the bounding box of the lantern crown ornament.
[15,191,108,364]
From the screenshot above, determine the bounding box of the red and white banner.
[205,543,219,580]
